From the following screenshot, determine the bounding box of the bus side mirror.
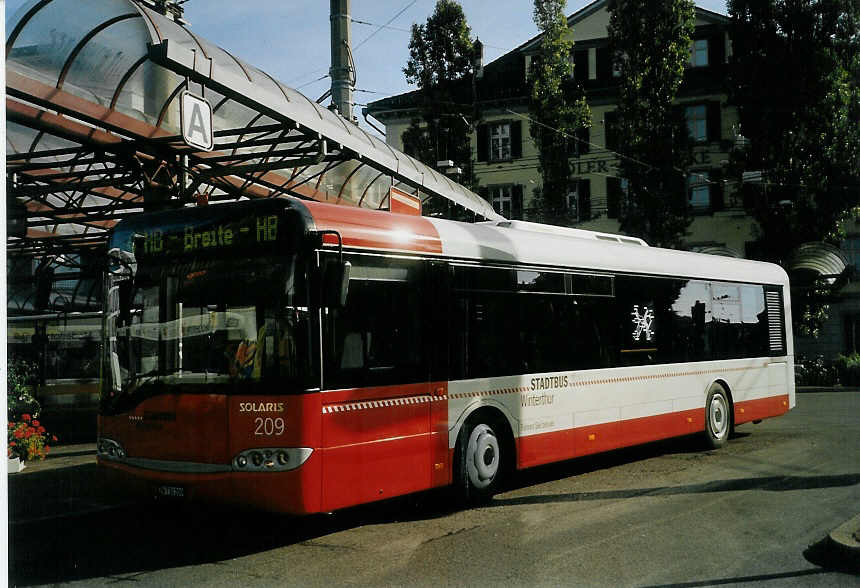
[323,261,351,308]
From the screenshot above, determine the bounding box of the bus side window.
[322,255,425,389]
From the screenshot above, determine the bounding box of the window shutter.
[578,179,591,221]
[707,101,722,142]
[596,46,611,80]
[604,111,618,151]
[512,184,524,220]
[607,177,620,219]
[576,127,590,155]
[711,170,724,211]
[476,124,489,162]
[764,287,787,356]
[708,33,725,67]
[511,121,522,159]
[574,50,588,81]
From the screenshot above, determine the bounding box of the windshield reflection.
[105,255,310,408]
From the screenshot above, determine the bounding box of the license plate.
[156,485,185,498]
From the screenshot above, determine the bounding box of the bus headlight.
[232,448,312,472]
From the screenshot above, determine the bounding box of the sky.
[7,0,729,137]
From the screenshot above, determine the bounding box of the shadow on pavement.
[11,430,844,585]
[490,472,860,506]
[639,568,829,588]
[8,465,458,586]
[804,535,860,575]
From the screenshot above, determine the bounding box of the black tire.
[455,416,503,504]
[704,383,732,449]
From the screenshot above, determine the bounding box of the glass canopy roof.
[6,0,502,259]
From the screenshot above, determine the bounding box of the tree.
[528,0,591,225]
[401,0,477,209]
[728,0,860,336]
[607,0,696,248]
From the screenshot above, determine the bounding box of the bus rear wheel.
[704,383,732,449]
[456,418,502,504]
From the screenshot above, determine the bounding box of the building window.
[612,50,623,77]
[489,184,523,219]
[689,172,710,212]
[688,39,708,67]
[686,105,707,142]
[567,179,591,221]
[492,185,513,216]
[490,123,511,161]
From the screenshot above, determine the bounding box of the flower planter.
[8,456,25,473]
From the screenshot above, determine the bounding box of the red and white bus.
[98,197,794,512]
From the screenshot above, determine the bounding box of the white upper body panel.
[429,218,790,288]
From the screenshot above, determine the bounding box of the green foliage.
[7,357,40,422]
[528,0,591,225]
[401,0,477,198]
[834,352,860,386]
[404,0,474,89]
[607,0,696,248]
[728,0,860,337]
[794,355,838,386]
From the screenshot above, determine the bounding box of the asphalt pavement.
[6,388,860,586]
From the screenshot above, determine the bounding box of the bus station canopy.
[6,0,502,260]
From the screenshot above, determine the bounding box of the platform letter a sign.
[181,91,214,151]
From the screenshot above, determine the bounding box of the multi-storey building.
[366,0,854,360]
[367,0,754,256]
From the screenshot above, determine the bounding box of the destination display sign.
[132,213,284,259]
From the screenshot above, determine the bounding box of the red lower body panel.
[734,394,789,425]
[100,392,790,514]
[516,396,789,470]
[99,451,323,514]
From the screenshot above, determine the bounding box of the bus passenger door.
[319,254,433,510]
[427,260,451,487]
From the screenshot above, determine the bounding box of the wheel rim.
[466,424,500,489]
[709,392,729,440]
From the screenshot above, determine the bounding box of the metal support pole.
[330,0,354,123]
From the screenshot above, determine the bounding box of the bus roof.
[112,197,789,287]
[300,198,789,287]
[429,217,789,286]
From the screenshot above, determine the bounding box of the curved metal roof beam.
[156,79,188,128]
[357,171,386,207]
[335,162,365,204]
[180,27,212,61]
[5,0,55,58]
[110,54,149,109]
[216,46,254,83]
[56,13,141,89]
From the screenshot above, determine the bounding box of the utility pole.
[330,0,354,123]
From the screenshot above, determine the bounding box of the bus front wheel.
[704,383,732,449]
[456,418,502,504]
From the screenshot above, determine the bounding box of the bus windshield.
[104,254,312,410]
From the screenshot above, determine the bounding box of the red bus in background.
[98,197,794,513]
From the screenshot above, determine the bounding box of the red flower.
[51,435,58,442]
[21,414,31,422]
[9,442,16,447]
[32,420,40,427]
[38,426,46,434]
[13,430,24,439]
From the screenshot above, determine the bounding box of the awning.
[5,0,501,258]
[786,242,850,284]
